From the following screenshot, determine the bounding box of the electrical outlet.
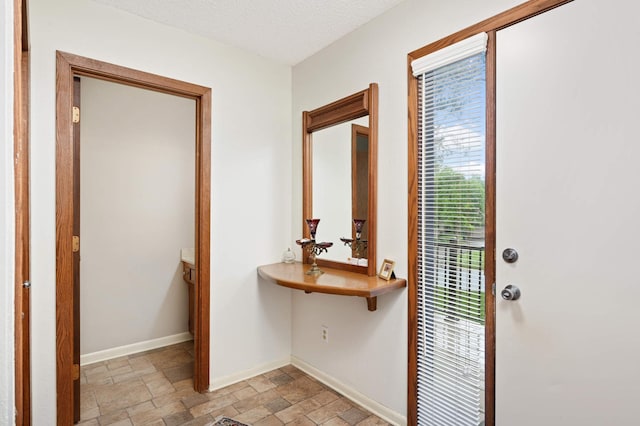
[321,325,329,343]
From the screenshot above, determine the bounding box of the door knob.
[502,248,518,263]
[501,284,521,301]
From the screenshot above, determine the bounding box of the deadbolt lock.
[502,248,518,263]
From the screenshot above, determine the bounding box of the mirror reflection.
[313,118,369,264]
[351,124,369,245]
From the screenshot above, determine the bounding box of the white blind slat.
[416,34,487,426]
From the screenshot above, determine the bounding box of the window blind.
[414,34,487,426]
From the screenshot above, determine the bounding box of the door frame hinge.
[72,106,80,123]
[72,235,80,253]
[73,363,80,380]
[492,282,496,296]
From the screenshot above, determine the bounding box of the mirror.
[302,83,378,276]
[312,119,368,262]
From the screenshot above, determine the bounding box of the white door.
[496,1,640,424]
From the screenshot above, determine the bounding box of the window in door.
[412,33,487,426]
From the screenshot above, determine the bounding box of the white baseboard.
[291,356,406,426]
[209,357,291,391]
[80,332,193,366]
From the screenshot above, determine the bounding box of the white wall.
[29,0,292,421]
[80,77,194,355]
[0,0,15,423]
[291,0,521,420]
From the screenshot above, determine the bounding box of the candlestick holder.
[340,218,368,260]
[296,218,333,275]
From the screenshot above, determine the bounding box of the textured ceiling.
[91,0,405,65]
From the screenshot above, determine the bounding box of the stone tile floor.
[79,341,390,425]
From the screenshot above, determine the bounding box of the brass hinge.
[72,106,80,123]
[72,235,80,253]
[73,363,80,380]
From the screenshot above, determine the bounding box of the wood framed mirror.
[302,83,378,276]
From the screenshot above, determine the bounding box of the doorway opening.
[55,51,211,424]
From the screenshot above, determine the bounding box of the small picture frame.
[378,258,395,281]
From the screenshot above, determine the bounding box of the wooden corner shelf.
[257,262,406,311]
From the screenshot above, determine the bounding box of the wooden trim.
[406,52,419,426]
[302,84,378,276]
[484,29,497,426]
[305,89,369,132]
[302,111,312,244]
[57,51,208,99]
[367,84,378,278]
[14,0,31,423]
[55,51,212,423]
[72,76,81,423]
[407,0,572,62]
[55,50,75,426]
[406,1,574,424]
[194,88,212,393]
[315,257,370,274]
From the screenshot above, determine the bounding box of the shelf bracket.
[366,297,377,311]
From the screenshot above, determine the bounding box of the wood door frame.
[406,1,572,425]
[72,76,81,423]
[14,0,30,424]
[55,51,212,425]
[350,124,369,245]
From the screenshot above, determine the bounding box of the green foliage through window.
[435,165,485,242]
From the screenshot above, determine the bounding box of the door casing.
[14,0,31,424]
[55,51,212,425]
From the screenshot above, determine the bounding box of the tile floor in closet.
[79,341,390,425]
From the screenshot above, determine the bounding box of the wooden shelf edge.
[257,262,406,311]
